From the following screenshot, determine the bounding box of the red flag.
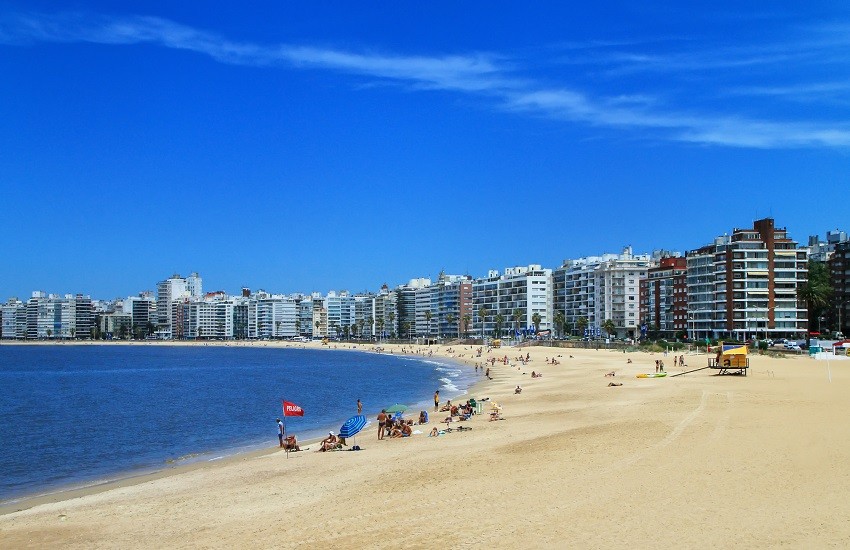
[282,400,304,417]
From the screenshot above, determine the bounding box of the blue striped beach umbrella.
[339,415,367,450]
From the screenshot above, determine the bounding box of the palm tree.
[531,312,542,334]
[554,312,565,339]
[424,310,432,340]
[46,328,52,340]
[295,319,301,336]
[400,321,411,340]
[800,261,832,331]
[446,313,455,339]
[366,316,373,340]
[577,316,588,338]
[494,313,505,338]
[462,314,471,339]
[388,312,395,338]
[602,319,616,339]
[350,323,357,339]
[314,320,321,337]
[376,318,385,341]
[275,320,282,339]
[357,319,365,339]
[478,306,489,342]
[512,308,523,340]
[70,327,76,340]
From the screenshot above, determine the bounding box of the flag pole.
[282,399,289,459]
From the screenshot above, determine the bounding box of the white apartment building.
[325,291,356,338]
[249,292,297,339]
[156,274,191,338]
[1,298,25,339]
[554,247,652,339]
[472,265,553,339]
[397,278,431,339]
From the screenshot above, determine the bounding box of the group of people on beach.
[376,409,416,439]
[277,419,301,451]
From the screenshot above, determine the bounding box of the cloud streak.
[3,11,850,149]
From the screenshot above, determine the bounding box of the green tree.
[602,319,616,339]
[446,313,455,339]
[512,308,523,339]
[462,314,471,338]
[376,318,385,341]
[388,312,395,338]
[295,319,301,336]
[478,306,489,341]
[799,261,832,331]
[314,320,321,337]
[424,310,432,339]
[577,316,588,337]
[553,312,565,338]
[494,313,505,337]
[531,312,542,334]
[46,328,52,340]
[366,316,373,340]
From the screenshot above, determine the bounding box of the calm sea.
[0,344,474,505]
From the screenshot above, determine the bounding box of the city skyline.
[2,2,849,299]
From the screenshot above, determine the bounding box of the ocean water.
[0,345,474,505]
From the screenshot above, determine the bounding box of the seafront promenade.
[2,340,850,548]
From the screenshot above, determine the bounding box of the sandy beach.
[2,340,850,548]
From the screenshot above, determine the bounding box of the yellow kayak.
[636,373,668,378]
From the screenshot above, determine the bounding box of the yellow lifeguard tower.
[709,342,749,376]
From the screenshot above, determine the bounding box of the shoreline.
[0,341,491,516]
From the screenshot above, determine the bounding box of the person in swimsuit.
[434,390,440,411]
[377,409,388,440]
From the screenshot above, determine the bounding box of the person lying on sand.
[608,382,623,387]
[429,427,439,437]
[605,371,615,377]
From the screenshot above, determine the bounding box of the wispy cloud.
[3,11,850,149]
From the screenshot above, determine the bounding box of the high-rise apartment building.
[554,248,651,339]
[639,256,687,339]
[829,241,850,335]
[1,298,25,339]
[686,218,808,341]
[156,273,201,339]
[472,265,553,339]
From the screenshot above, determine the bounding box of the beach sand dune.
[3,343,850,548]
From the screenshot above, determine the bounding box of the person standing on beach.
[434,390,440,411]
[357,399,363,415]
[377,409,388,440]
[277,418,285,448]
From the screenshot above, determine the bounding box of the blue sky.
[1,1,849,299]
